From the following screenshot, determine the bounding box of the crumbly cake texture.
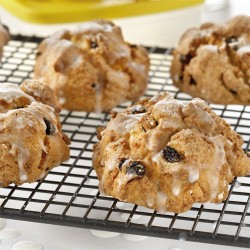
[171,15,250,105]
[0,79,70,187]
[34,19,150,112]
[0,24,9,58]
[93,92,250,213]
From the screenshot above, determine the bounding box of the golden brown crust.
[0,80,70,187]
[171,15,250,105]
[20,79,62,113]
[34,20,150,112]
[92,92,250,213]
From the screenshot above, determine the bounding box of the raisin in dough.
[0,80,70,187]
[34,19,150,112]
[93,92,250,213]
[0,24,9,59]
[171,15,250,105]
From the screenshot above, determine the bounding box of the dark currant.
[163,146,182,163]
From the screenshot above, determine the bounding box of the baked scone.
[34,19,150,112]
[171,15,250,105]
[0,79,70,187]
[93,92,250,213]
[0,24,9,58]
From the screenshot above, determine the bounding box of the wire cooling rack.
[0,35,249,248]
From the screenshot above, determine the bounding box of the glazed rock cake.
[34,19,150,112]
[171,15,250,105]
[93,92,250,213]
[0,80,70,187]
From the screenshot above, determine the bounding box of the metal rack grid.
[0,35,249,248]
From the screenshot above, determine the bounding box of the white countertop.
[2,218,249,250]
[0,1,250,249]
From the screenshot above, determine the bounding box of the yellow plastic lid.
[0,0,204,24]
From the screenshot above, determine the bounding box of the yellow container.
[0,0,203,24]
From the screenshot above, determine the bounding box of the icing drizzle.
[98,92,241,211]
[0,83,35,104]
[0,84,58,184]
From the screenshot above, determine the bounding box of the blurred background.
[0,0,249,47]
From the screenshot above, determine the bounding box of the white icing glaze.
[108,116,139,136]
[183,100,216,135]
[59,96,66,105]
[129,62,146,76]
[146,195,154,207]
[98,178,106,196]
[100,92,233,208]
[189,98,207,106]
[51,29,69,40]
[115,175,124,190]
[94,83,103,114]
[124,172,138,183]
[20,82,42,98]
[104,143,126,171]
[117,46,130,58]
[105,113,139,136]
[200,29,213,38]
[156,191,168,213]
[126,113,145,120]
[71,54,83,68]
[16,117,24,129]
[201,44,218,53]
[36,39,72,93]
[149,120,155,126]
[106,156,117,172]
[222,36,246,52]
[0,102,58,182]
[77,21,113,33]
[160,118,183,130]
[10,144,29,182]
[217,192,224,200]
[75,21,130,63]
[146,129,164,153]
[153,99,186,130]
[11,241,43,250]
[124,117,140,132]
[38,171,46,181]
[154,97,176,107]
[149,94,160,102]
[172,176,182,196]
[110,159,145,192]
[187,166,200,183]
[128,104,145,113]
[100,156,132,195]
[51,39,83,71]
[237,44,250,54]
[0,83,35,104]
[206,136,226,200]
[46,35,71,49]
[152,152,161,163]
[173,74,180,82]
